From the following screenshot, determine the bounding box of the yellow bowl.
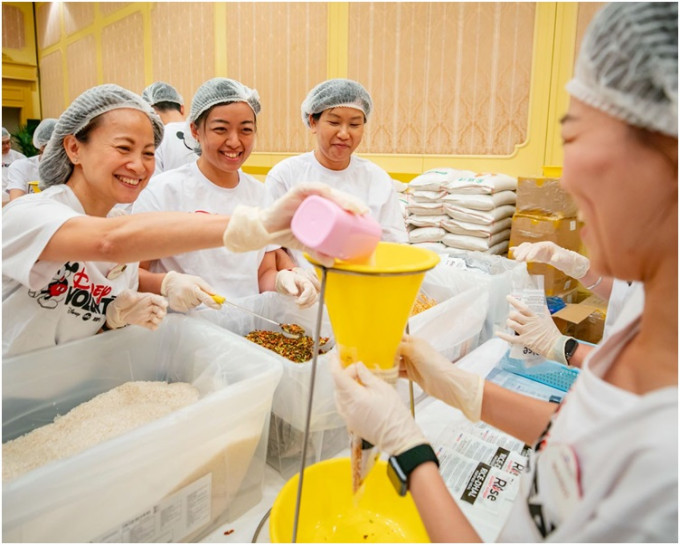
[270,458,429,543]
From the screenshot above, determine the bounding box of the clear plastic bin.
[2,314,283,543]
[193,293,348,479]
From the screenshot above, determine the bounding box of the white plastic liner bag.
[2,314,283,543]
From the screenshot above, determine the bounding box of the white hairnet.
[2,127,10,140]
[188,78,261,125]
[566,2,678,137]
[301,79,372,128]
[142,81,184,106]
[32,118,58,149]
[39,84,164,189]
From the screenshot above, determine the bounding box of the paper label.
[93,473,212,543]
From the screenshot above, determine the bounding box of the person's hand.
[222,183,370,265]
[398,335,484,422]
[331,356,427,456]
[275,267,320,308]
[511,241,590,279]
[496,295,570,364]
[105,290,168,330]
[160,271,221,312]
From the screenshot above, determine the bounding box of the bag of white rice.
[409,168,474,191]
[444,203,515,225]
[442,216,512,237]
[442,190,516,211]
[442,229,511,252]
[408,226,446,244]
[407,201,446,216]
[446,173,518,194]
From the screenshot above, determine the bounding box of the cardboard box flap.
[553,303,600,325]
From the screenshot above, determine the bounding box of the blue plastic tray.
[498,349,580,392]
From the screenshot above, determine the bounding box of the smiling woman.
[2,83,370,357]
[131,77,321,308]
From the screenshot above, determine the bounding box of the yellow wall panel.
[63,2,94,36]
[226,2,327,153]
[39,50,64,117]
[150,2,215,104]
[66,35,97,102]
[102,13,145,93]
[36,3,61,50]
[348,2,534,156]
[99,3,131,18]
[2,4,25,49]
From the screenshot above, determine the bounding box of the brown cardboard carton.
[509,213,583,295]
[551,295,607,344]
[516,177,579,217]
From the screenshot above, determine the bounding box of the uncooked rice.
[3,381,200,482]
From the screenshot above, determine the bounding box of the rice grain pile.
[3,381,200,482]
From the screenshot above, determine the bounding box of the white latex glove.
[398,335,484,422]
[222,182,370,266]
[511,241,590,279]
[331,356,427,456]
[274,267,320,309]
[105,290,168,331]
[160,270,221,312]
[496,295,570,364]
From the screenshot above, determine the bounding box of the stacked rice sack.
[405,168,517,255]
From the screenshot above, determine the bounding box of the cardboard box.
[552,294,608,344]
[509,213,583,295]
[516,177,579,217]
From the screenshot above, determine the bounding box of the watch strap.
[388,443,439,496]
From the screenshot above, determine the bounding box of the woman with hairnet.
[133,77,320,308]
[141,81,197,175]
[265,78,408,268]
[2,83,369,357]
[2,127,27,204]
[6,118,58,201]
[332,3,677,541]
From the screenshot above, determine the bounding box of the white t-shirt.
[498,294,678,542]
[2,149,27,203]
[152,121,198,176]
[603,279,643,338]
[2,185,139,357]
[6,155,40,193]
[265,151,408,264]
[132,162,272,299]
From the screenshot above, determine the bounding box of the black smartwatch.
[564,337,579,365]
[387,443,439,496]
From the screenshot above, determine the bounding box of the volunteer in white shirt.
[2,83,370,357]
[7,118,58,201]
[331,3,677,542]
[499,240,645,367]
[141,81,198,175]
[265,78,408,267]
[2,126,27,204]
[134,78,319,307]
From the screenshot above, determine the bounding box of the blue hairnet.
[188,78,261,125]
[566,2,678,137]
[301,79,373,128]
[32,118,58,149]
[39,84,164,189]
[142,81,184,106]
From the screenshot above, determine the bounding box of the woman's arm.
[409,462,482,543]
[137,266,165,295]
[481,381,557,445]
[39,212,229,264]
[258,251,279,292]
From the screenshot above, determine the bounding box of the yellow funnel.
[309,242,439,373]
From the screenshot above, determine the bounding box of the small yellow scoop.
[210,294,303,339]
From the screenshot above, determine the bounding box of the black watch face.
[565,338,578,358]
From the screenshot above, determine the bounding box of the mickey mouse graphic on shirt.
[28,262,79,309]
[28,262,116,322]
